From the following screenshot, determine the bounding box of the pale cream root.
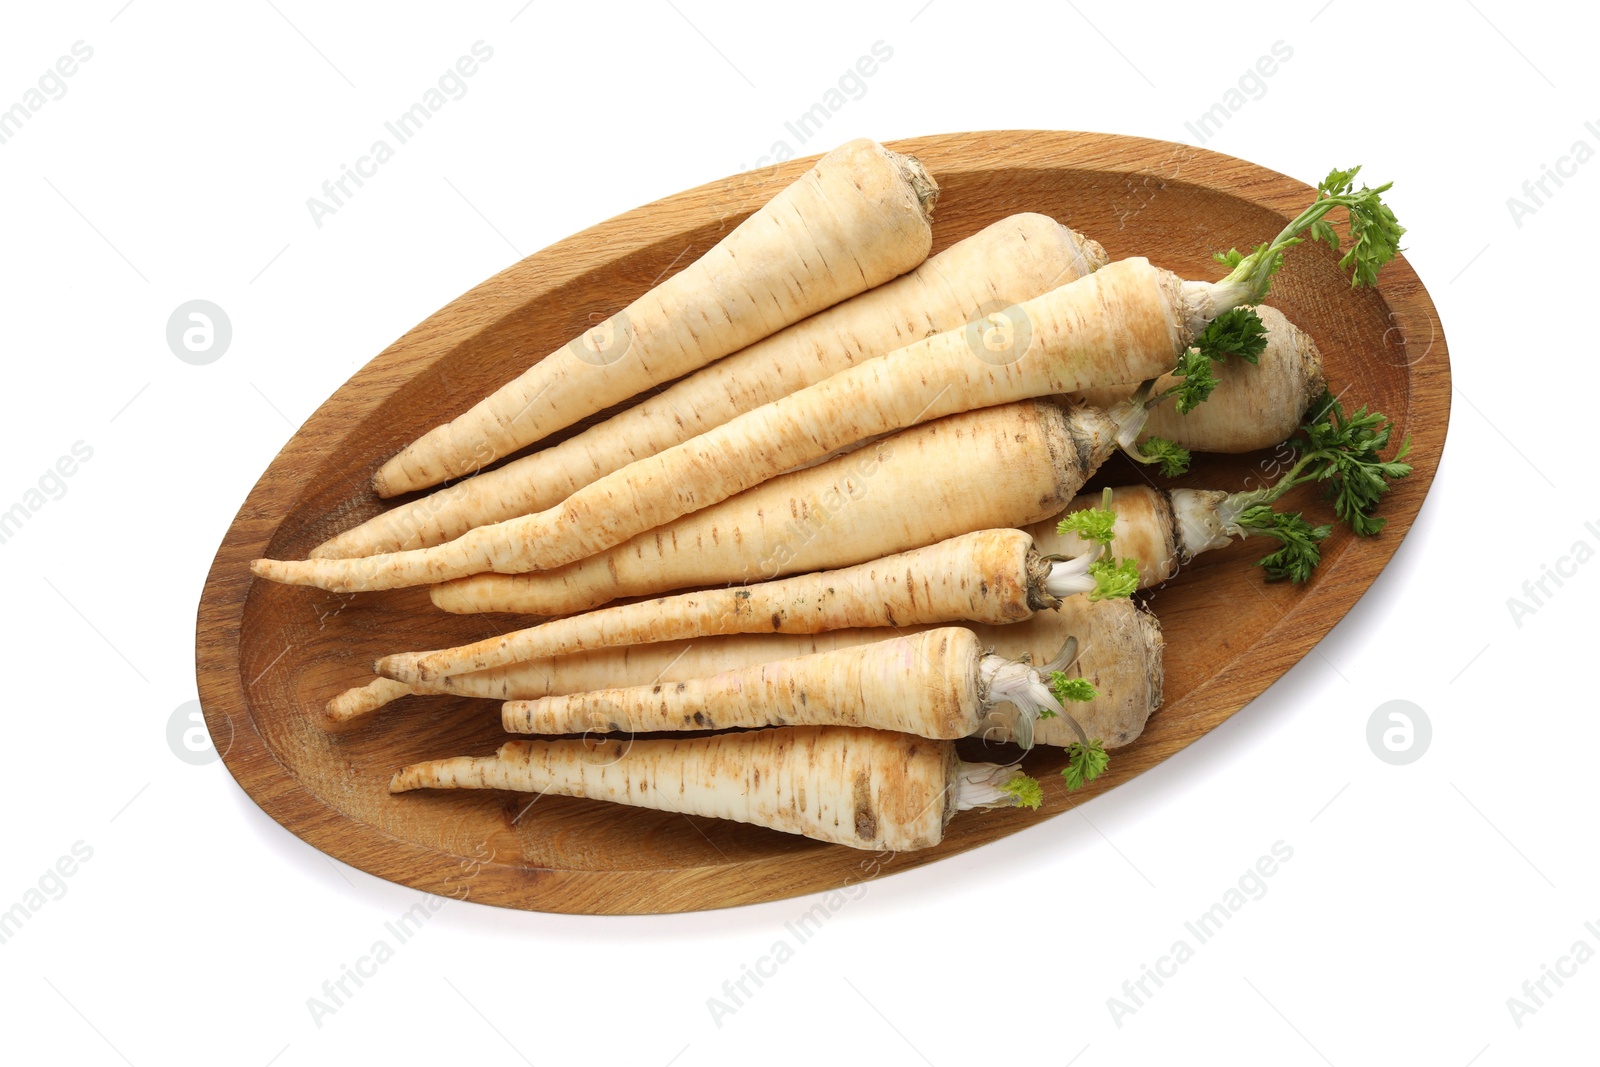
[976,597,1163,749]
[1026,484,1180,587]
[1073,304,1324,453]
[430,399,1117,616]
[390,726,960,852]
[316,214,1104,558]
[502,629,984,740]
[373,139,938,497]
[332,583,1155,731]
[253,257,1187,592]
[378,529,1042,684]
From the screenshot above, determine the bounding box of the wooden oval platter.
[195,131,1449,914]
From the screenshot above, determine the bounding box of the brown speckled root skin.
[1074,304,1325,453]
[373,138,938,498]
[315,214,1106,561]
[502,628,984,739]
[254,256,1185,593]
[332,582,1152,729]
[386,528,1044,683]
[492,256,1186,575]
[431,399,1118,617]
[390,726,959,852]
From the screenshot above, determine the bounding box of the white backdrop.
[1,1,1594,1064]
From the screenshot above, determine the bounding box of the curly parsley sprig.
[1047,489,1145,600]
[1123,167,1403,437]
[1111,168,1403,474]
[999,775,1044,810]
[1170,307,1271,413]
[1211,166,1405,308]
[1213,393,1413,581]
[1295,394,1415,535]
[1086,557,1140,601]
[1232,505,1332,584]
[1048,672,1098,707]
[1041,671,1109,792]
[1055,502,1117,545]
[1061,740,1111,792]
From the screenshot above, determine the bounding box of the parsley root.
[253,168,1400,593]
[1077,304,1325,467]
[390,726,1040,852]
[372,139,939,497]
[428,399,1117,616]
[375,524,1136,685]
[326,597,1161,740]
[501,627,1066,749]
[315,214,1104,558]
[1031,394,1413,585]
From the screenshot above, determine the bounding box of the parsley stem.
[1219,451,1322,527]
[1216,197,1356,306]
[1055,710,1090,748]
[1192,168,1402,317]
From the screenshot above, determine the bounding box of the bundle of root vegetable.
[250,140,1413,853]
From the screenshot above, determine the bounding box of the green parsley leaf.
[1316,166,1407,288]
[1137,435,1192,477]
[1172,347,1221,414]
[1234,504,1332,584]
[1296,394,1414,536]
[1057,505,1118,545]
[1049,672,1098,704]
[1211,164,1405,305]
[1000,775,1044,810]
[1061,740,1110,792]
[1194,307,1269,365]
[1213,247,1248,271]
[1088,557,1140,601]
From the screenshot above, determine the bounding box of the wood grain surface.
[195,130,1450,914]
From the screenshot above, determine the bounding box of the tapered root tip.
[389,752,506,792]
[374,653,426,684]
[320,698,361,732]
[371,466,398,499]
[251,556,379,593]
[429,584,466,613]
[322,678,414,730]
[250,557,334,588]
